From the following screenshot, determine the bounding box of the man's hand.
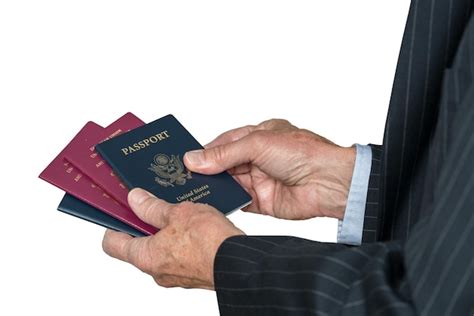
[184,119,356,220]
[102,188,244,290]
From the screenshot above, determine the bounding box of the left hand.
[102,188,244,290]
[184,119,355,220]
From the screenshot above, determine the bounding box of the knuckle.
[250,130,270,146]
[220,129,236,141]
[129,240,153,273]
[169,202,191,221]
[236,125,256,140]
[142,198,159,219]
[260,118,291,130]
[292,129,318,144]
[134,255,149,273]
[178,201,194,210]
[210,145,227,164]
[154,276,174,288]
[273,118,292,126]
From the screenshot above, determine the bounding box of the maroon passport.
[64,112,144,207]
[39,121,158,235]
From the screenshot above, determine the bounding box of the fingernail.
[129,188,152,205]
[185,149,205,165]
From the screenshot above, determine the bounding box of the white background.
[0,1,410,315]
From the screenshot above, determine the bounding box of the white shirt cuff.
[337,144,372,245]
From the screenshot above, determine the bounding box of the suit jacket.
[214,1,474,315]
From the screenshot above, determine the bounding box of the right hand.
[184,119,356,220]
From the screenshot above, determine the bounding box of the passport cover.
[58,193,146,237]
[64,112,144,208]
[39,121,158,235]
[96,114,252,215]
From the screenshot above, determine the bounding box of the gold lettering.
[175,185,211,202]
[120,130,171,156]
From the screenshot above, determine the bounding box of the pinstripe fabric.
[362,0,473,242]
[361,144,382,243]
[213,1,474,315]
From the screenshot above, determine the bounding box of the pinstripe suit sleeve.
[215,130,474,314]
[214,236,415,316]
[361,144,383,243]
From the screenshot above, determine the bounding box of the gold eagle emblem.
[148,154,192,187]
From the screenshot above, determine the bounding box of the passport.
[96,114,252,216]
[39,121,158,235]
[58,193,146,237]
[65,112,144,208]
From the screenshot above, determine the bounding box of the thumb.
[184,134,259,174]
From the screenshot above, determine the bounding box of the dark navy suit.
[214,1,474,315]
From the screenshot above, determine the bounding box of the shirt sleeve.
[337,144,372,245]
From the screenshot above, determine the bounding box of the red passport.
[39,121,158,235]
[64,112,144,207]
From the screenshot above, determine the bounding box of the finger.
[233,174,258,204]
[204,125,256,149]
[242,202,261,214]
[232,173,253,189]
[102,229,152,271]
[184,133,262,174]
[102,229,134,262]
[128,188,174,229]
[228,163,251,175]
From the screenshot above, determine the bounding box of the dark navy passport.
[58,193,146,237]
[96,114,251,215]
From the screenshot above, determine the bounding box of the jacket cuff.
[361,144,383,243]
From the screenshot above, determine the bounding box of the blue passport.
[57,193,146,237]
[95,115,251,216]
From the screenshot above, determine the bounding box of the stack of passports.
[39,113,251,237]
